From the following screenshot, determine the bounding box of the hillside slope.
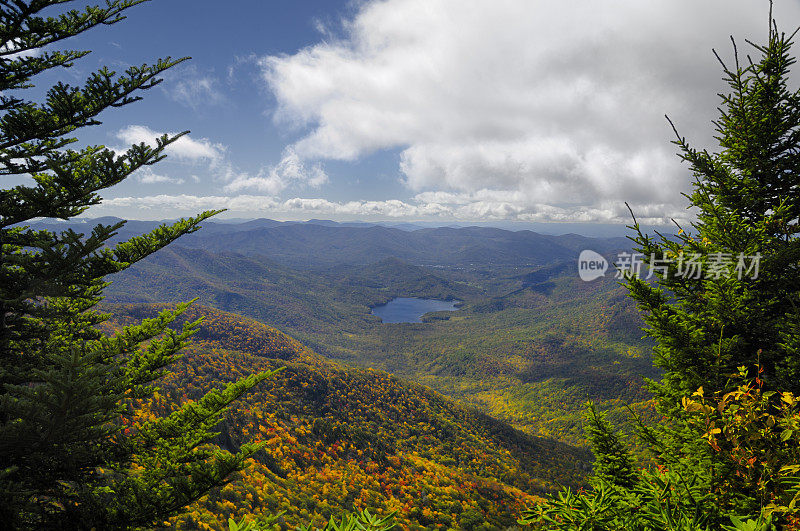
[106,305,591,529]
[104,244,655,447]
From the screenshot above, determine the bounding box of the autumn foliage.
[104,304,591,529]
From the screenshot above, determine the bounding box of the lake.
[371,297,460,323]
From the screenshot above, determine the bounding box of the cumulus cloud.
[223,148,328,194]
[115,125,224,163]
[260,0,800,221]
[135,167,184,185]
[97,193,675,224]
[114,126,329,198]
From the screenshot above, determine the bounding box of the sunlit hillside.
[103,305,591,529]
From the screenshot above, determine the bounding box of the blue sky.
[22,0,800,224]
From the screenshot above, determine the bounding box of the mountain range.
[29,217,630,269]
[39,216,661,524]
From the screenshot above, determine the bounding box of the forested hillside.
[103,304,591,529]
[101,231,653,448]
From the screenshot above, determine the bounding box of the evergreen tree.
[627,11,800,408]
[0,1,275,528]
[583,402,637,490]
[621,11,800,517]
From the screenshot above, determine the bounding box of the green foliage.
[228,509,396,531]
[626,13,800,408]
[521,371,800,529]
[682,368,800,521]
[721,515,777,531]
[227,512,284,531]
[0,1,272,528]
[298,509,397,531]
[583,402,637,489]
[519,470,718,530]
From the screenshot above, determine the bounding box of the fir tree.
[0,1,275,528]
[583,402,638,490]
[627,9,800,408]
[624,6,800,519]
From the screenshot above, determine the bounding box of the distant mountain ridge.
[27,217,632,269]
[38,215,666,236]
[177,223,630,269]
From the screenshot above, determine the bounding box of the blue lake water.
[371,297,460,323]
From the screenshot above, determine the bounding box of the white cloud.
[223,148,328,194]
[115,125,224,163]
[135,167,184,185]
[114,126,329,199]
[1,40,40,60]
[260,0,800,220]
[96,193,677,224]
[222,169,282,195]
[99,194,423,218]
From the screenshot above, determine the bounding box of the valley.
[91,218,658,448]
[27,215,662,525]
